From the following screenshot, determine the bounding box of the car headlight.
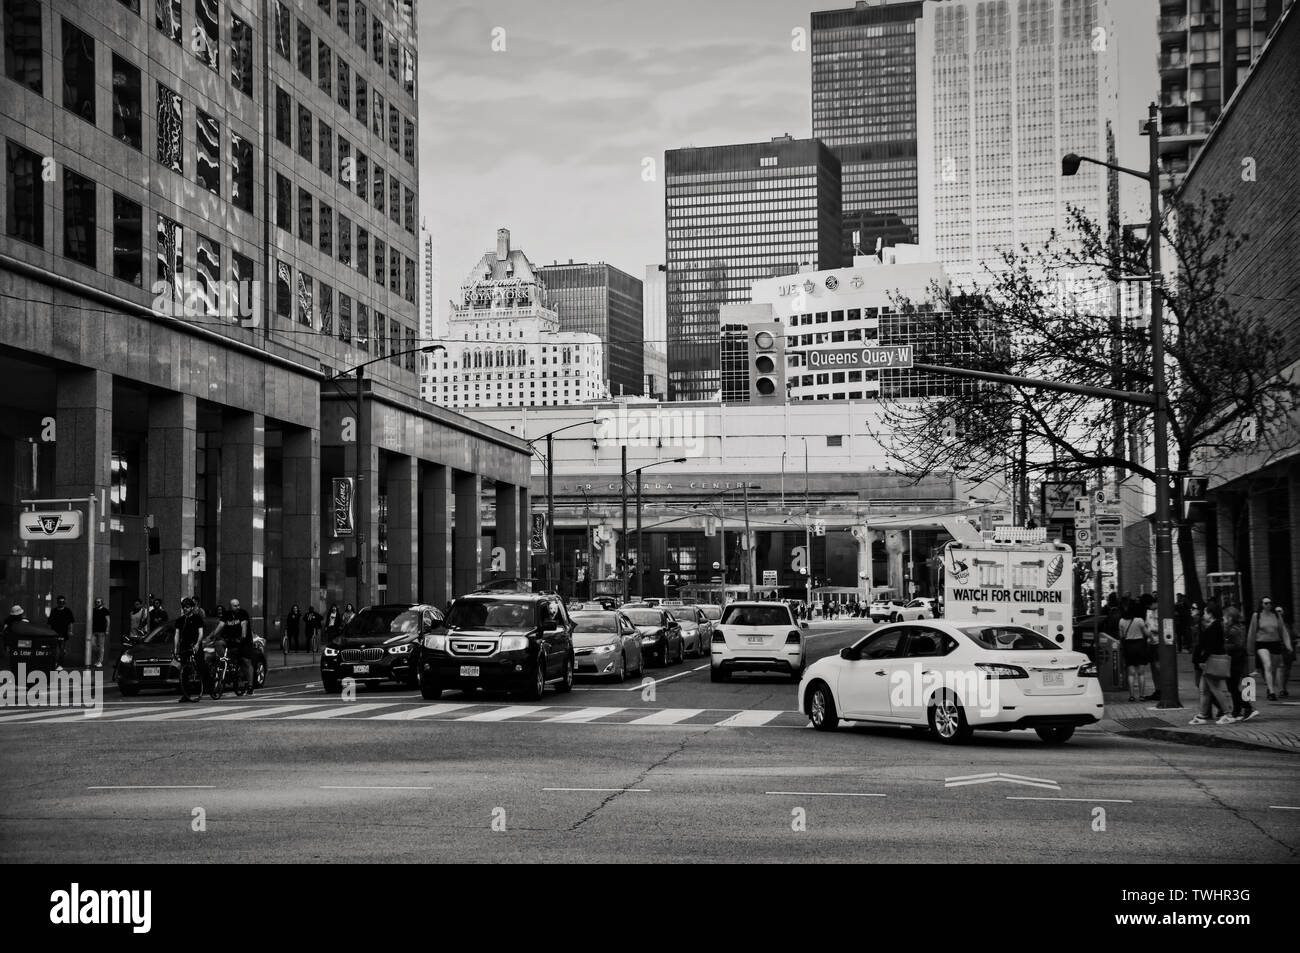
[422,633,447,651]
[500,635,529,651]
[593,643,617,654]
[388,643,413,655]
[323,646,338,657]
[119,653,132,665]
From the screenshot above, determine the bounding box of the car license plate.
[17,640,31,649]
[353,664,370,674]
[1043,671,1064,686]
[143,667,160,677]
[460,665,480,677]
[747,636,764,644]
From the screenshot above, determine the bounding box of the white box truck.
[940,539,1073,646]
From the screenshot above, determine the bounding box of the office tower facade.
[538,261,644,397]
[918,0,1120,283]
[1157,0,1294,192]
[419,225,440,401]
[428,229,606,408]
[811,0,926,259]
[643,264,668,399]
[664,136,842,402]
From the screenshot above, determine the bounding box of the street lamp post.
[525,419,595,595]
[633,457,687,599]
[802,437,811,612]
[1062,102,1177,707]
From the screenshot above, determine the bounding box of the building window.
[373,14,385,65]
[297,271,313,327]
[275,173,291,232]
[406,328,417,370]
[317,40,331,95]
[389,318,400,363]
[4,0,43,94]
[273,0,291,60]
[372,88,383,136]
[355,74,367,125]
[195,110,220,196]
[156,82,183,173]
[230,13,253,97]
[339,293,351,343]
[372,237,384,287]
[338,135,351,186]
[195,232,219,313]
[62,21,95,123]
[389,176,399,223]
[194,0,218,69]
[355,150,368,200]
[389,247,399,293]
[355,1,367,50]
[402,47,415,99]
[356,227,368,277]
[111,54,142,149]
[387,31,399,81]
[403,186,415,233]
[403,117,415,165]
[318,120,332,175]
[274,259,292,317]
[372,164,384,212]
[156,213,182,301]
[335,0,348,32]
[337,56,350,110]
[112,193,142,283]
[275,86,291,145]
[62,169,96,267]
[404,256,416,303]
[296,18,311,77]
[374,312,386,357]
[230,131,252,212]
[298,187,312,243]
[297,103,312,160]
[230,249,253,310]
[356,303,369,352]
[338,213,351,265]
[156,0,181,43]
[319,200,332,255]
[318,281,333,335]
[388,104,400,152]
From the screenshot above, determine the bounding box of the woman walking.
[1247,597,1293,701]
[1224,604,1258,721]
[1190,602,1237,725]
[1118,599,1150,702]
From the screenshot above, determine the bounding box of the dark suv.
[321,603,445,693]
[414,592,574,700]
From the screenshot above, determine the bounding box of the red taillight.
[712,629,725,643]
[785,630,801,644]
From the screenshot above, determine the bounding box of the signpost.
[20,497,96,667]
[802,345,913,371]
[762,570,778,587]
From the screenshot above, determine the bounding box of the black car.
[320,603,445,693]
[621,606,684,666]
[414,592,574,700]
[116,614,268,696]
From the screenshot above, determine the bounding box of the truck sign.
[942,540,1073,643]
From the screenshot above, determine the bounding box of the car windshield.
[570,612,619,632]
[344,608,422,636]
[721,605,791,626]
[961,626,1060,651]
[448,600,533,629]
[623,609,663,626]
[700,606,721,621]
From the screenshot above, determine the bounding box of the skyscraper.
[664,136,843,402]
[537,262,644,397]
[918,0,1120,283]
[643,264,668,399]
[811,0,926,260]
[419,224,440,401]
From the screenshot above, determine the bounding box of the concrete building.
[664,136,843,402]
[917,0,1121,282]
[811,0,926,258]
[537,261,644,398]
[426,229,607,408]
[418,223,439,401]
[0,0,530,662]
[643,264,667,399]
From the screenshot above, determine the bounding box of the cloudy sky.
[417,0,1156,332]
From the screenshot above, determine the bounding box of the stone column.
[495,482,519,575]
[885,530,905,595]
[220,411,266,628]
[853,525,871,596]
[1289,468,1300,621]
[281,426,320,612]
[387,454,418,602]
[53,368,112,665]
[421,464,451,606]
[518,487,531,581]
[453,472,482,596]
[1247,489,1270,609]
[146,391,197,616]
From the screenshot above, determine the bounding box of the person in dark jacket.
[284,604,302,652]
[304,606,323,654]
[1190,602,1236,725]
[47,595,75,671]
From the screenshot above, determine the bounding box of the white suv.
[711,601,807,683]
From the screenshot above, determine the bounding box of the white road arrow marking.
[944,771,1061,790]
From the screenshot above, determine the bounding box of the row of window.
[276,76,415,170]
[275,254,415,364]
[296,0,415,101]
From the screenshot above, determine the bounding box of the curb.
[1115,725,1300,755]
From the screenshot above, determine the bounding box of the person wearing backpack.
[1118,599,1150,702]
[1247,597,1293,701]
[1224,604,1258,721]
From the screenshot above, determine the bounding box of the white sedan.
[797,620,1103,744]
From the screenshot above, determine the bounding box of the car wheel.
[808,683,839,731]
[1036,726,1075,744]
[418,670,442,700]
[255,660,267,688]
[119,685,140,697]
[555,655,573,693]
[928,690,972,744]
[612,653,626,683]
[523,655,547,701]
[675,638,684,665]
[322,676,341,695]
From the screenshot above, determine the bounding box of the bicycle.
[207,645,250,699]
[178,650,204,702]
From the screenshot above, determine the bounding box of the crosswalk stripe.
[625,708,704,725]
[456,705,549,722]
[201,704,330,721]
[111,706,222,722]
[543,707,626,723]
[282,703,397,720]
[371,703,474,720]
[715,710,783,727]
[0,707,113,723]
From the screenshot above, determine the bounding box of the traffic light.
[748,321,786,404]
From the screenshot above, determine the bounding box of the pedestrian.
[47,595,75,671]
[128,598,149,637]
[1190,601,1237,725]
[91,597,110,669]
[2,605,28,665]
[148,598,168,629]
[1139,593,1160,700]
[342,603,356,626]
[1173,593,1190,653]
[1189,603,1224,718]
[325,602,341,637]
[304,605,323,654]
[1247,597,1292,701]
[1118,599,1150,703]
[1224,604,1258,722]
[227,598,254,695]
[284,604,301,652]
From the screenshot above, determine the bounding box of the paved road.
[2,623,1296,863]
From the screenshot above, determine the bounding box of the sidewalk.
[1098,651,1299,754]
[266,649,321,672]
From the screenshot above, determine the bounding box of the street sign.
[763,570,778,586]
[1075,526,1092,547]
[803,345,913,371]
[1095,515,1123,548]
[18,510,83,540]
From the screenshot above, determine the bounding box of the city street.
[2,621,1295,864]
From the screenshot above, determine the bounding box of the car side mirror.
[840,646,860,661]
[542,619,561,632]
[801,622,810,630]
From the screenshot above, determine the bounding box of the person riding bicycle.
[174,598,206,703]
[227,598,255,696]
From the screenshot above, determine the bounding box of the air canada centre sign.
[804,346,913,369]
